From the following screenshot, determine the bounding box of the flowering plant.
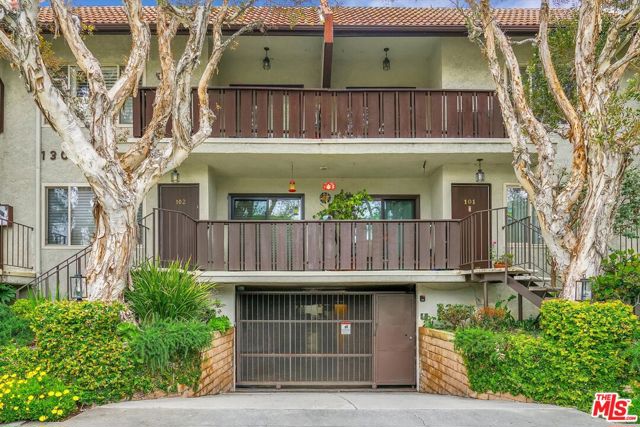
[0,367,79,423]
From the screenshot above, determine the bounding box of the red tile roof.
[37,6,561,31]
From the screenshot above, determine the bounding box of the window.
[46,186,95,246]
[506,185,542,244]
[46,186,145,246]
[68,65,134,125]
[230,195,303,220]
[360,197,417,220]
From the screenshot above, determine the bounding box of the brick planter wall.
[189,328,234,397]
[419,327,532,403]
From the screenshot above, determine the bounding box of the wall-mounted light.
[382,47,391,71]
[475,158,485,183]
[171,169,180,183]
[262,47,271,71]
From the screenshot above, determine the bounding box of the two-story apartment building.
[0,5,568,388]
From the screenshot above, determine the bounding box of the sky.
[64,0,557,8]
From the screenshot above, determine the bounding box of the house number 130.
[41,150,68,161]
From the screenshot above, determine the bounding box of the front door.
[374,293,416,386]
[451,184,491,268]
[158,184,199,265]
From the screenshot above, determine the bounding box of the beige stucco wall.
[332,37,440,88]
[439,37,532,90]
[211,35,323,88]
[415,282,538,325]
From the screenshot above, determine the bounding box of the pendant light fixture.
[262,47,271,71]
[288,162,296,193]
[382,47,391,71]
[475,159,485,183]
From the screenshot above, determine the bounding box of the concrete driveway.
[28,392,609,427]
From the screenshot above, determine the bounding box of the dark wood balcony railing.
[146,209,461,272]
[132,87,506,139]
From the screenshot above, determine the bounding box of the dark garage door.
[236,290,415,387]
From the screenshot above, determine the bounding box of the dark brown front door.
[158,184,199,265]
[451,184,491,268]
[374,293,416,386]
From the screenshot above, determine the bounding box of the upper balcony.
[132,87,506,140]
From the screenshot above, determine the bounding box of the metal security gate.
[236,292,374,386]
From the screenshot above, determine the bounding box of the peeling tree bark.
[465,0,640,299]
[0,0,265,300]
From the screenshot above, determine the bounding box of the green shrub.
[208,315,232,333]
[130,319,212,373]
[10,298,40,320]
[129,319,212,389]
[0,368,79,423]
[0,284,16,305]
[0,345,37,377]
[0,304,33,346]
[127,261,214,322]
[436,304,475,329]
[631,381,640,417]
[455,300,639,411]
[28,301,151,404]
[592,249,640,306]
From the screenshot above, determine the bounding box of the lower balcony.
[137,208,492,273]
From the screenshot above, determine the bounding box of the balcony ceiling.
[184,152,513,178]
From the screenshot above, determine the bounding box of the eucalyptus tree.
[464,0,640,298]
[0,0,300,300]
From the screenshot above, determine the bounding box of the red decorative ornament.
[288,179,296,193]
[322,181,336,191]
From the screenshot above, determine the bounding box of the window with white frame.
[506,185,542,244]
[68,65,134,125]
[46,186,144,246]
[46,186,96,246]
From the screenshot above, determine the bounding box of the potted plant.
[494,253,514,269]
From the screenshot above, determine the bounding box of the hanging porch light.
[262,47,271,71]
[382,47,391,71]
[288,162,296,193]
[171,169,180,183]
[475,158,485,183]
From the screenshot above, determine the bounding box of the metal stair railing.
[19,211,156,299]
[504,215,555,292]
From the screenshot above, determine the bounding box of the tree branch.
[574,0,601,111]
[108,0,150,117]
[539,0,586,212]
[120,8,177,172]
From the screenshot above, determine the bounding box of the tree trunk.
[559,150,628,299]
[86,203,139,301]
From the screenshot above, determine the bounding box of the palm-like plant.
[126,261,213,323]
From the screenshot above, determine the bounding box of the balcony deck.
[132,87,506,140]
[139,209,488,274]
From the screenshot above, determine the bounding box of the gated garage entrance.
[236,288,416,388]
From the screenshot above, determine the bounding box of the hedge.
[454,300,639,411]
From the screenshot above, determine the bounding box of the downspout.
[34,109,41,274]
